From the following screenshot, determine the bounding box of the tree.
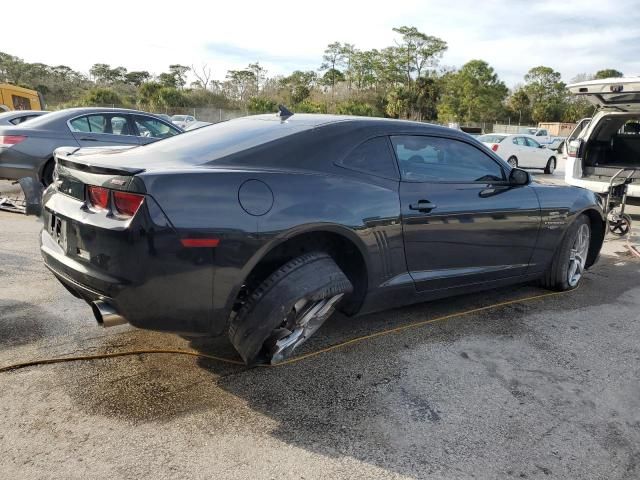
[224,70,256,102]
[320,42,346,94]
[594,69,623,79]
[280,70,316,104]
[125,71,151,86]
[247,62,267,94]
[438,60,508,123]
[392,26,447,85]
[507,88,531,125]
[522,66,568,122]
[167,64,190,89]
[191,64,212,90]
[89,64,127,84]
[247,97,277,113]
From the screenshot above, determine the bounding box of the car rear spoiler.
[54,147,146,176]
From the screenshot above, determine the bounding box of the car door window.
[69,114,133,135]
[525,137,541,148]
[337,136,398,179]
[134,116,181,139]
[536,130,547,137]
[391,135,505,183]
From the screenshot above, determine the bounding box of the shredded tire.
[229,252,352,365]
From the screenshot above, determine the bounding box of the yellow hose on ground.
[0,289,574,373]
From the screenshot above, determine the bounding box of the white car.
[171,114,196,129]
[478,133,557,174]
[565,77,640,204]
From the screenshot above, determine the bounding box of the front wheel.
[228,252,353,365]
[540,214,591,291]
[544,157,556,174]
[507,156,518,168]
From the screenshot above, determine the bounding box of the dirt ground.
[1,169,639,479]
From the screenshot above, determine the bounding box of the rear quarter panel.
[142,168,404,334]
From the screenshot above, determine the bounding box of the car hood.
[568,77,640,112]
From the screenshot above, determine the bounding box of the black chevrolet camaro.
[40,113,606,365]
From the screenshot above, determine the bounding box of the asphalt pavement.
[0,173,639,479]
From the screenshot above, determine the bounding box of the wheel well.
[582,209,605,268]
[239,231,368,315]
[40,158,55,185]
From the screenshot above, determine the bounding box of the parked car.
[171,114,196,129]
[478,133,558,173]
[184,120,212,131]
[0,110,48,126]
[565,77,640,204]
[520,127,553,144]
[0,107,183,185]
[546,137,566,153]
[41,114,605,365]
[154,113,172,122]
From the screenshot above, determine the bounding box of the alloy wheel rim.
[568,223,590,287]
[508,158,517,167]
[268,293,344,364]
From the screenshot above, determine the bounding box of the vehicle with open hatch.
[40,112,605,365]
[566,77,640,206]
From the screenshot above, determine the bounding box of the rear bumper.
[40,189,228,336]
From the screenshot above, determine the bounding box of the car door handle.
[79,137,98,141]
[409,200,437,212]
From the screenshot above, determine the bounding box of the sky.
[3,0,639,88]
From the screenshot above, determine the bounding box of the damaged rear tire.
[229,252,353,365]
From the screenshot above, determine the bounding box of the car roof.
[15,107,172,129]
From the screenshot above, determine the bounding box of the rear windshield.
[478,134,506,143]
[132,116,314,164]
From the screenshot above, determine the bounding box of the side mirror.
[539,144,546,148]
[509,167,530,186]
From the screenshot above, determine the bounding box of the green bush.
[294,100,326,113]
[247,97,278,113]
[81,88,123,107]
[336,100,376,117]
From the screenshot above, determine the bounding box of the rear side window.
[69,114,133,135]
[525,137,541,148]
[337,137,398,179]
[513,137,527,146]
[391,135,505,183]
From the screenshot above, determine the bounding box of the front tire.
[540,214,590,291]
[507,156,518,168]
[229,252,353,365]
[544,157,556,174]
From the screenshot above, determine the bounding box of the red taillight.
[87,186,109,210]
[491,144,499,152]
[0,135,27,147]
[113,191,144,217]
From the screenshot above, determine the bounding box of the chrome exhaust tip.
[91,300,128,328]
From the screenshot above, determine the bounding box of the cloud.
[2,0,638,88]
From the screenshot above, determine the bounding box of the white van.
[565,77,640,205]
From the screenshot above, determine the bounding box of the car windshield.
[478,134,506,143]
[172,115,186,121]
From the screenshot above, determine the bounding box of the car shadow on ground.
[56,253,640,478]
